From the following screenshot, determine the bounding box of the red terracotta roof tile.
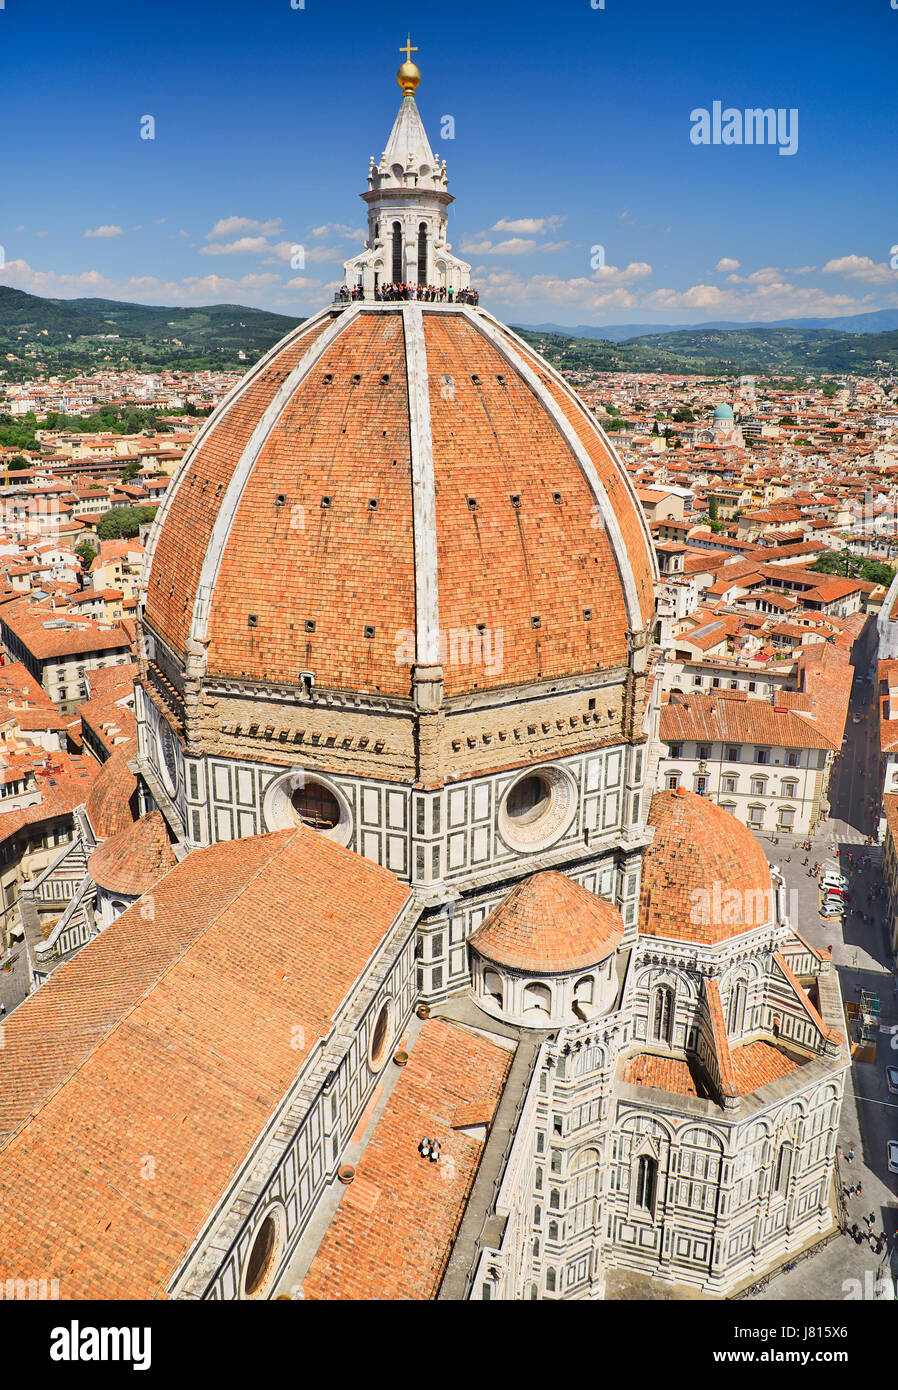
[303,1019,511,1301]
[469,869,623,972]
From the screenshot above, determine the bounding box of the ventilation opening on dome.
[367,498,379,510]
[322,373,333,384]
[510,494,521,508]
[275,494,286,507]
[476,621,486,632]
[305,620,316,633]
[531,615,541,628]
[471,374,481,384]
[321,496,332,509]
[467,497,477,511]
[380,374,391,384]
[553,491,563,504]
[583,609,593,621]
[363,625,375,639]
[352,373,361,384]
[291,782,340,831]
[247,614,259,629]
[496,374,505,384]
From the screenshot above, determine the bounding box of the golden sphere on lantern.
[397,60,421,96]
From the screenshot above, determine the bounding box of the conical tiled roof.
[640,788,774,945]
[88,809,177,897]
[469,870,624,973]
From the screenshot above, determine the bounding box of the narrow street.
[751,620,898,1300]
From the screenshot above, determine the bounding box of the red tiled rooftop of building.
[303,1018,512,1301]
[0,826,413,1299]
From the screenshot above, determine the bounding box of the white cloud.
[822,254,895,284]
[593,262,653,285]
[0,259,284,305]
[490,215,566,235]
[471,269,641,311]
[83,225,124,239]
[265,241,346,265]
[465,260,894,321]
[200,236,271,256]
[715,257,740,272]
[206,216,283,239]
[310,223,363,240]
[642,277,886,318]
[725,267,785,286]
[460,235,570,256]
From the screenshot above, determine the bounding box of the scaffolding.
[859,990,881,1047]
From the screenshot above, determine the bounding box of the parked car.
[821,902,845,919]
[887,1066,898,1095]
[852,713,862,724]
[888,1141,898,1175]
[820,871,848,892]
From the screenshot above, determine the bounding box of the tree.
[7,455,29,470]
[811,552,895,587]
[96,505,158,540]
[708,495,719,521]
[75,541,97,568]
[672,406,695,422]
[779,414,796,426]
[120,460,142,482]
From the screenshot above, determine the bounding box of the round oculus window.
[262,770,353,845]
[367,1000,392,1071]
[243,1210,284,1299]
[159,723,178,794]
[498,766,577,854]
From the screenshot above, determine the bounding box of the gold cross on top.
[400,36,418,63]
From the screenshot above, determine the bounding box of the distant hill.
[3,285,898,382]
[0,287,303,377]
[512,323,898,377]
[50,296,303,349]
[519,309,898,342]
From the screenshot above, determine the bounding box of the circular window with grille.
[242,1206,285,1299]
[498,765,577,853]
[262,770,353,845]
[367,1000,393,1072]
[158,723,178,795]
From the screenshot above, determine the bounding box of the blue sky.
[3,0,898,326]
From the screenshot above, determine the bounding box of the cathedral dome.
[88,808,177,898]
[640,788,775,945]
[713,402,734,420]
[141,304,656,701]
[470,869,624,973]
